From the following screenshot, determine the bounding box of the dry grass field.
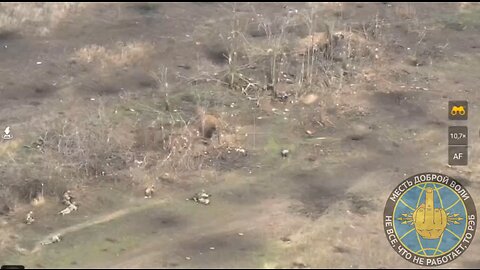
[1,2,480,268]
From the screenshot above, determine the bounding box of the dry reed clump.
[71,41,156,72]
[68,41,158,95]
[0,3,89,36]
[393,3,417,20]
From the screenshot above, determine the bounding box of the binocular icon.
[451,105,466,116]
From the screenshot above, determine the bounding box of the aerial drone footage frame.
[1,2,480,269]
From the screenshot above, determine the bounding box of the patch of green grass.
[129,2,159,14]
[439,53,480,76]
[458,7,480,29]
[260,131,299,169]
[440,7,480,31]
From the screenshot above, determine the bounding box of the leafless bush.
[217,3,384,101]
[140,66,247,175]
[34,101,131,181]
[72,41,155,71]
[0,155,70,215]
[0,187,17,215]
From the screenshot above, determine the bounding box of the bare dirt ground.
[1,2,480,269]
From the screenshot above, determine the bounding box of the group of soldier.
[26,183,209,226]
[145,183,211,205]
[146,184,212,206]
[189,190,211,205]
[59,190,78,215]
[25,190,78,225]
[27,184,158,225]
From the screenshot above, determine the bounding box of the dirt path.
[30,198,168,254]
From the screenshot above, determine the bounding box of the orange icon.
[451,106,466,116]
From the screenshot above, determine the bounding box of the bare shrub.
[32,101,132,181]
[218,3,381,99]
[139,67,246,175]
[0,156,70,215]
[0,187,17,215]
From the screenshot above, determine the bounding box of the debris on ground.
[292,261,308,269]
[188,190,211,205]
[2,126,13,140]
[280,236,291,243]
[134,159,144,167]
[281,149,289,158]
[234,147,247,156]
[294,32,329,56]
[158,173,174,184]
[14,244,28,254]
[41,234,62,246]
[25,211,34,224]
[275,91,290,102]
[300,94,319,105]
